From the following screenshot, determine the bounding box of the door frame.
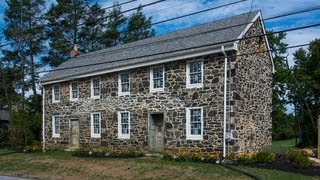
[148,112,166,151]
[69,118,80,148]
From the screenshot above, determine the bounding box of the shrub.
[190,152,203,162]
[23,141,42,153]
[162,152,174,161]
[285,151,310,168]
[237,153,256,164]
[205,152,219,163]
[256,151,276,163]
[71,148,145,158]
[175,150,189,162]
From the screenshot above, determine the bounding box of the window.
[70,81,78,101]
[186,107,203,140]
[52,116,60,138]
[118,73,130,96]
[150,67,164,92]
[52,84,60,103]
[186,61,203,88]
[91,78,100,99]
[118,111,130,139]
[91,112,101,138]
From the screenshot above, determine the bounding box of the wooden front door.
[70,119,79,148]
[149,114,164,152]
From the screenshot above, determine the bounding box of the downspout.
[42,85,46,151]
[221,46,227,161]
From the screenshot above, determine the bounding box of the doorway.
[70,119,79,148]
[149,113,164,152]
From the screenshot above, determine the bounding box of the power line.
[31,23,320,74]
[0,0,244,49]
[0,0,151,40]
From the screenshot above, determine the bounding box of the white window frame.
[118,73,130,96]
[52,84,60,103]
[70,81,78,101]
[186,107,203,140]
[186,61,203,88]
[91,77,101,99]
[118,111,130,139]
[91,112,101,138]
[150,66,165,92]
[52,115,60,138]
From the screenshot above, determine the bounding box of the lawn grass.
[272,138,296,148]
[0,149,318,179]
[238,166,318,180]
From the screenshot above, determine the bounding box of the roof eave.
[42,42,237,85]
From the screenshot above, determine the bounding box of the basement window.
[52,115,60,138]
[186,107,203,140]
[118,111,130,139]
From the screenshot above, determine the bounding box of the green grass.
[239,166,318,180]
[0,149,318,179]
[272,138,296,148]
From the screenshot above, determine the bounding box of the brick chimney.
[70,44,81,58]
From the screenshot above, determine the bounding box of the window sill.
[186,84,203,89]
[186,136,203,140]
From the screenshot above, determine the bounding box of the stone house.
[41,11,273,156]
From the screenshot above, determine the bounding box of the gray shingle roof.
[41,11,259,83]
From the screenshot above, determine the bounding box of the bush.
[175,150,189,162]
[285,151,310,168]
[237,153,256,164]
[205,152,219,163]
[71,148,145,158]
[162,152,174,161]
[256,151,276,163]
[23,141,42,153]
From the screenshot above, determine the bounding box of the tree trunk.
[0,64,10,109]
[318,115,320,159]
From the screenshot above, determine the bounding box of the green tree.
[3,0,46,108]
[124,6,155,43]
[101,3,126,47]
[78,3,106,52]
[43,0,90,67]
[267,32,295,140]
[288,39,320,146]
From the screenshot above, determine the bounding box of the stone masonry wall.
[44,17,272,153]
[44,53,230,152]
[227,17,273,153]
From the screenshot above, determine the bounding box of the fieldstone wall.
[43,17,272,153]
[44,53,230,152]
[227,17,273,153]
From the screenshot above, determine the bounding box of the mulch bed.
[248,157,320,176]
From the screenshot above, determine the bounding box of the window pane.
[54,117,60,134]
[54,85,59,101]
[71,82,78,98]
[93,79,100,96]
[153,68,164,89]
[120,112,129,135]
[189,62,202,84]
[121,74,130,92]
[190,109,201,135]
[93,113,100,134]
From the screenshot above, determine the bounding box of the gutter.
[42,85,46,151]
[221,46,228,161]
